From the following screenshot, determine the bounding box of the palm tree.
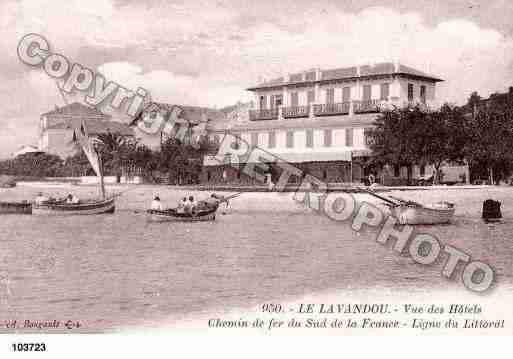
[95,132,130,183]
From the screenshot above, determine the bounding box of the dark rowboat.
[33,197,115,215]
[147,206,217,222]
[0,201,32,214]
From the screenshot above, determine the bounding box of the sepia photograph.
[1,0,513,355]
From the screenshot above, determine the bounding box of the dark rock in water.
[482,199,502,221]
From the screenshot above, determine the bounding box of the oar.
[216,192,241,203]
[358,187,399,206]
[388,195,424,207]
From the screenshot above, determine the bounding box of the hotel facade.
[202,62,444,184]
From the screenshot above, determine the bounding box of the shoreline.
[13,180,499,193]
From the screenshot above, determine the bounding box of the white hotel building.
[202,62,443,184]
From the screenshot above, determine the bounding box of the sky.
[1,0,513,156]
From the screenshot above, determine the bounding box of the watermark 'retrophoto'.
[213,132,495,293]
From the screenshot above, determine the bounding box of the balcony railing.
[282,105,310,118]
[353,99,381,114]
[313,102,350,116]
[249,108,279,121]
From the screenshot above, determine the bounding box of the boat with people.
[32,197,115,216]
[147,206,218,222]
[0,201,32,215]
[361,188,455,225]
[146,192,240,223]
[32,120,116,216]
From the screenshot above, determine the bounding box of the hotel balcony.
[249,99,394,122]
[313,102,350,116]
[282,105,310,118]
[353,99,381,114]
[249,108,279,121]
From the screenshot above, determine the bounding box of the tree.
[63,151,95,177]
[0,152,64,177]
[368,104,468,184]
[95,133,131,182]
[417,104,467,184]
[466,91,482,116]
[463,107,513,184]
[368,105,430,182]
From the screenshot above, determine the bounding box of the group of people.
[150,193,226,214]
[34,192,80,205]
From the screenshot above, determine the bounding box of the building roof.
[47,118,134,136]
[13,145,43,157]
[42,102,111,120]
[42,102,133,136]
[247,62,443,91]
[150,102,226,125]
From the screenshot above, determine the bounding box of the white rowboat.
[390,202,455,225]
[33,197,115,216]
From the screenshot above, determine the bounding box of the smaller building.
[39,102,133,158]
[133,102,226,149]
[13,145,43,158]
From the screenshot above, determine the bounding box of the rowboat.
[147,206,218,222]
[360,188,455,225]
[0,175,16,188]
[33,197,115,216]
[0,201,32,214]
[30,120,118,216]
[389,202,455,225]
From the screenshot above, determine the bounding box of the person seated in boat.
[184,196,197,213]
[197,193,222,210]
[150,195,163,211]
[34,192,49,205]
[176,197,187,213]
[66,194,80,204]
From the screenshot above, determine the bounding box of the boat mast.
[99,154,106,200]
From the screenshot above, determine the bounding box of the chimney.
[356,65,361,77]
[394,60,400,73]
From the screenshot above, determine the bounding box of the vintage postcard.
[1,0,513,355]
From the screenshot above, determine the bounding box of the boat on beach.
[0,201,32,214]
[360,188,455,225]
[33,197,115,216]
[389,201,455,225]
[147,206,218,222]
[0,175,16,188]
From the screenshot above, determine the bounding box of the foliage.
[0,152,65,177]
[368,104,468,183]
[463,104,513,183]
[366,105,463,178]
[0,132,214,185]
[367,105,424,169]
